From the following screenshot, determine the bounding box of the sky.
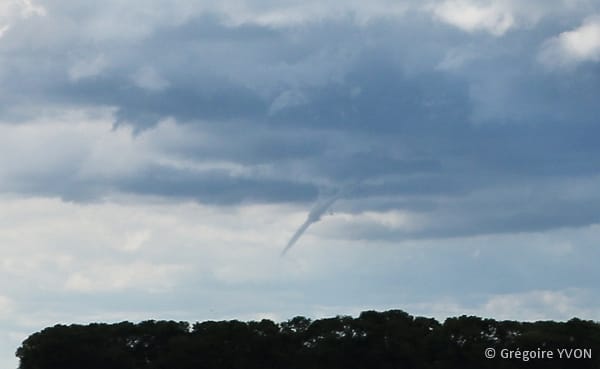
[1,0,600,366]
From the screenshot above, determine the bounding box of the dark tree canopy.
[16,310,600,369]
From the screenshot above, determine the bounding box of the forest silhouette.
[17,309,600,369]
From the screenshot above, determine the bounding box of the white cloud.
[19,0,45,17]
[428,0,515,36]
[409,289,599,322]
[64,262,187,293]
[0,108,139,186]
[539,15,600,68]
[0,109,212,188]
[0,0,44,32]
[0,194,314,291]
[426,0,596,36]
[481,290,579,320]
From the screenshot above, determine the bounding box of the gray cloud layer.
[1,1,600,239]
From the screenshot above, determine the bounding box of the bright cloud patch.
[0,0,44,30]
[407,289,598,322]
[539,15,600,68]
[428,0,515,35]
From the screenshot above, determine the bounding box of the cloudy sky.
[2,0,600,366]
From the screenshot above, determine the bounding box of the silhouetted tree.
[16,310,600,369]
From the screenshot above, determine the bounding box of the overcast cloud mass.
[1,0,600,366]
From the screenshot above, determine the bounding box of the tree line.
[16,309,600,369]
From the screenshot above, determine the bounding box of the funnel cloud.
[281,187,351,255]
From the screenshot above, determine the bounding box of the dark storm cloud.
[2,1,600,237]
